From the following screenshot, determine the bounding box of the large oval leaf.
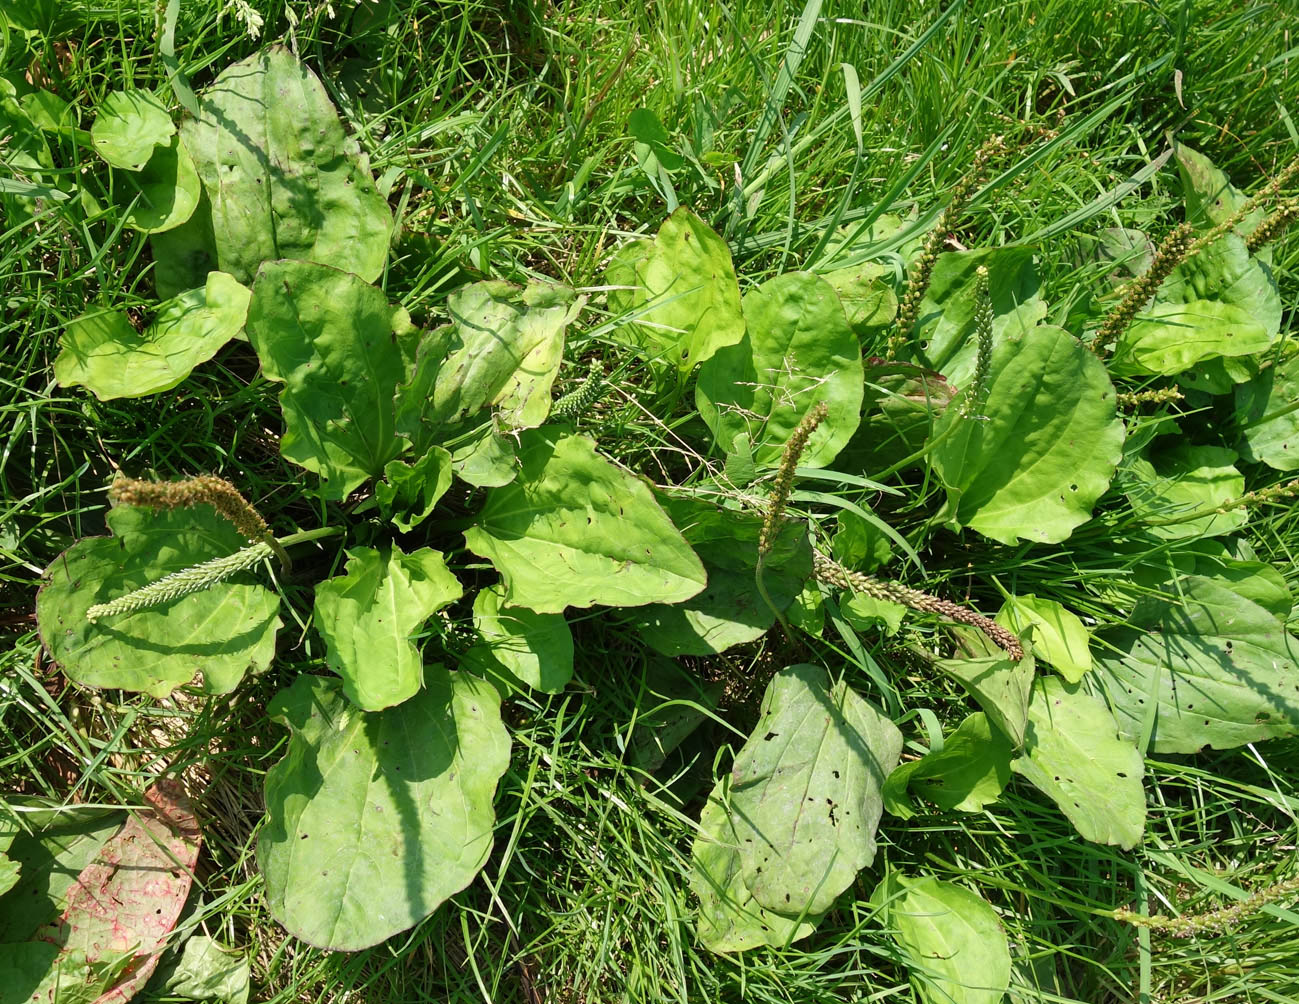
[883,712,1013,818]
[258,671,509,951]
[36,504,280,699]
[1120,443,1247,540]
[930,324,1124,545]
[606,207,745,371]
[54,272,249,401]
[462,428,706,613]
[696,272,863,468]
[246,260,416,499]
[728,664,902,916]
[871,873,1011,1004]
[314,545,463,711]
[181,46,392,283]
[1091,574,1299,753]
[1011,676,1146,849]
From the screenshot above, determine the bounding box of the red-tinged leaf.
[38,779,201,1004]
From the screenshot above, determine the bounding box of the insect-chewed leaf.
[246,260,417,499]
[36,505,280,699]
[930,324,1124,545]
[54,271,249,401]
[1091,574,1299,753]
[91,89,174,172]
[871,873,1011,1004]
[725,665,901,917]
[257,671,510,951]
[606,207,745,372]
[180,46,392,283]
[690,785,818,954]
[883,712,1013,818]
[628,495,812,657]
[1012,676,1146,849]
[463,428,706,613]
[696,272,863,468]
[314,545,462,712]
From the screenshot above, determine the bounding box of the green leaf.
[1111,235,1280,377]
[258,671,510,951]
[156,935,250,1004]
[842,360,955,473]
[314,545,462,712]
[1011,676,1146,849]
[246,260,417,500]
[1174,142,1264,235]
[431,281,584,429]
[690,785,818,953]
[696,272,864,468]
[449,423,518,487]
[607,207,745,371]
[914,246,1048,387]
[628,495,811,656]
[1120,443,1246,540]
[376,446,452,533]
[629,108,685,173]
[883,713,1013,818]
[54,272,249,400]
[0,943,61,1004]
[462,584,574,694]
[91,89,174,171]
[36,505,280,699]
[819,261,897,335]
[832,509,892,572]
[463,428,706,613]
[1236,352,1299,472]
[935,648,1035,747]
[995,595,1091,683]
[931,325,1124,545]
[1091,574,1299,753]
[871,873,1011,1004]
[114,134,201,234]
[727,664,902,916]
[0,808,123,942]
[842,593,906,636]
[180,46,392,284]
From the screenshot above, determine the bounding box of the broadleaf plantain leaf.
[36,505,280,699]
[935,648,1035,747]
[1236,352,1299,471]
[1091,574,1299,753]
[462,584,574,694]
[930,324,1124,545]
[114,134,201,234]
[995,594,1091,683]
[1120,443,1246,540]
[727,664,902,916]
[257,670,510,951]
[246,260,417,499]
[883,712,1013,818]
[314,545,462,711]
[606,207,745,372]
[871,873,1011,1004]
[1011,676,1146,849]
[376,446,453,532]
[463,428,706,613]
[180,46,392,283]
[696,272,864,468]
[91,89,174,171]
[54,272,249,401]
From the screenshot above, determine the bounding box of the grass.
[4,0,1299,1001]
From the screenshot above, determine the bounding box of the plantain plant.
[10,39,1299,1004]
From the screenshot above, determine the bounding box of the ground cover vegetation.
[3,0,1299,1001]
